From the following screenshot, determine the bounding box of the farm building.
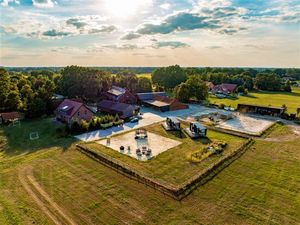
[98,100,139,119]
[136,92,188,112]
[237,103,284,116]
[55,99,94,124]
[212,83,237,95]
[0,112,23,124]
[105,86,137,104]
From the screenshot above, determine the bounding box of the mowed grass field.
[0,120,299,224]
[209,87,300,113]
[83,122,246,186]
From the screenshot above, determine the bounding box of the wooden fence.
[76,138,254,200]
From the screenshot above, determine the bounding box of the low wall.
[76,137,254,200]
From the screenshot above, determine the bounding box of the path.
[18,166,78,225]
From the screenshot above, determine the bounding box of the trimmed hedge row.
[69,115,124,135]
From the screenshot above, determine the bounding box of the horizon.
[1,0,300,67]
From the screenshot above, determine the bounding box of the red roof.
[0,112,23,121]
[213,83,237,93]
[56,99,85,117]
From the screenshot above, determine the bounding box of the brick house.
[212,83,237,95]
[105,86,137,104]
[55,99,94,124]
[136,92,188,112]
[0,112,23,124]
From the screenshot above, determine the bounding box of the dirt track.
[18,166,77,225]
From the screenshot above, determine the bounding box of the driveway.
[75,112,164,142]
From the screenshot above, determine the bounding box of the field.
[137,73,152,80]
[209,87,300,113]
[83,122,246,186]
[0,119,299,224]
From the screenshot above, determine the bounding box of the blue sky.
[0,0,299,67]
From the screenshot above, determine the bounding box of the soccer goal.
[29,132,39,140]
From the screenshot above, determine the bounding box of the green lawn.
[83,122,246,186]
[0,118,75,157]
[137,73,152,80]
[0,123,299,225]
[209,87,300,113]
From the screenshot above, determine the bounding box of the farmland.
[209,87,300,113]
[0,120,299,224]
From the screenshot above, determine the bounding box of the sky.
[0,0,299,67]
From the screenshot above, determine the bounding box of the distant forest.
[0,65,299,118]
[4,66,300,77]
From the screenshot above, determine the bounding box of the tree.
[0,68,10,111]
[152,65,187,89]
[255,73,281,91]
[6,90,22,111]
[174,75,208,102]
[137,77,152,92]
[174,83,190,102]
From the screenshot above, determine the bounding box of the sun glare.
[104,0,150,18]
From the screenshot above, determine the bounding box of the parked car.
[130,117,139,123]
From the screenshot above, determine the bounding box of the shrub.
[70,121,81,135]
[80,120,89,132]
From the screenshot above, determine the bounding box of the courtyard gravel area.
[97,131,182,161]
[75,104,275,142]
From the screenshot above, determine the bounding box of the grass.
[137,73,152,80]
[0,117,75,157]
[209,87,300,113]
[82,122,247,186]
[0,118,299,224]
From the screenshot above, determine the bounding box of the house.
[212,83,237,95]
[55,99,94,124]
[184,122,207,139]
[0,112,23,124]
[136,92,188,112]
[136,92,167,103]
[98,100,139,119]
[237,103,284,117]
[105,86,137,104]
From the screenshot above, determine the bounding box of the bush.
[100,122,113,129]
[70,121,81,135]
[80,120,89,132]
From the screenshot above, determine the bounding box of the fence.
[76,138,254,200]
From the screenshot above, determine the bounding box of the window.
[77,111,80,116]
[85,110,87,115]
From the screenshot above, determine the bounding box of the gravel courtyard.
[97,131,182,161]
[216,114,274,135]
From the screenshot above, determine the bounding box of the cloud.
[121,32,141,40]
[32,0,55,8]
[207,45,222,49]
[88,25,116,34]
[0,0,19,7]
[152,41,189,49]
[1,13,116,39]
[160,3,171,10]
[66,18,88,29]
[123,1,248,39]
[42,29,71,37]
[102,44,142,50]
[136,12,221,35]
